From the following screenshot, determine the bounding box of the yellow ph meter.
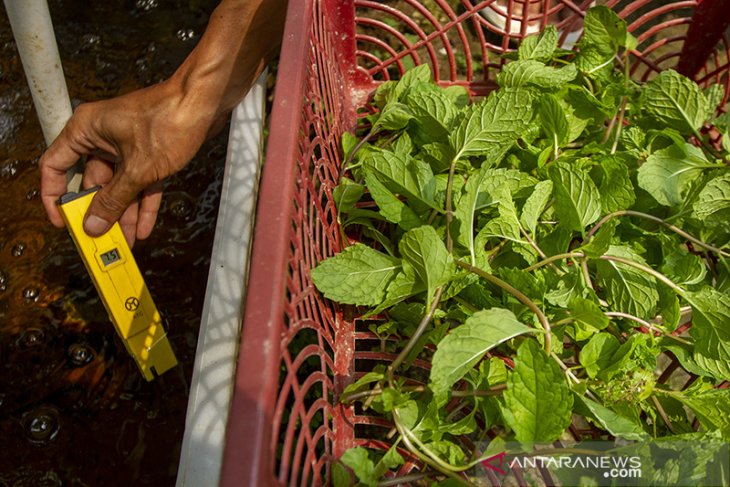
[58,187,177,381]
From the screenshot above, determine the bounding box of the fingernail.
[84,215,110,236]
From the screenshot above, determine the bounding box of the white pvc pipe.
[4,0,81,192]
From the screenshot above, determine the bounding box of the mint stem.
[455,260,552,353]
[387,286,444,383]
[525,251,686,296]
[585,210,730,258]
[611,97,627,154]
[604,311,692,346]
[392,409,474,483]
[341,129,375,175]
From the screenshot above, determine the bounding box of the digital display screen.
[100,248,121,266]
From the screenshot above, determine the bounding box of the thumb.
[83,175,140,237]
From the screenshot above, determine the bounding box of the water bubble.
[23,287,40,302]
[11,242,25,257]
[81,33,101,47]
[135,57,149,72]
[0,160,18,179]
[168,195,195,220]
[176,29,195,42]
[22,407,60,444]
[68,343,95,366]
[0,271,6,292]
[135,0,158,11]
[17,328,45,348]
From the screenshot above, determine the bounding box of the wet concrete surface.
[0,1,227,485]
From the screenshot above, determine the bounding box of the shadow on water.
[0,1,226,485]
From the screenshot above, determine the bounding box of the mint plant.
[312,7,730,485]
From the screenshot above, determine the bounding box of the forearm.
[170,0,287,122]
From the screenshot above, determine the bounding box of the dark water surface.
[0,1,226,485]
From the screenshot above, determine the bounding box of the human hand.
[39,80,217,247]
[39,0,286,246]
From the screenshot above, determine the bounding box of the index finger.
[39,129,85,227]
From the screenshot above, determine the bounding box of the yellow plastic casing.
[58,187,177,381]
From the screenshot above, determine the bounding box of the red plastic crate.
[221,1,730,485]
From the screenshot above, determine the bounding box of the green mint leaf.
[424,440,466,465]
[580,218,618,258]
[576,46,614,78]
[455,168,536,264]
[580,6,630,53]
[600,334,656,379]
[449,88,534,160]
[437,407,477,436]
[498,267,547,303]
[660,246,707,288]
[483,356,508,385]
[475,188,524,246]
[620,126,647,156]
[339,447,378,487]
[640,70,709,135]
[311,243,400,306]
[566,109,589,143]
[566,86,614,126]
[333,177,363,215]
[518,25,558,62]
[497,60,577,89]
[545,271,590,308]
[657,284,681,331]
[637,142,716,207]
[341,368,385,400]
[372,102,414,132]
[429,308,536,407]
[331,462,354,487]
[392,63,432,102]
[420,142,454,174]
[575,395,649,441]
[549,161,602,233]
[502,339,573,445]
[372,80,397,109]
[443,85,470,105]
[704,84,724,116]
[454,168,489,266]
[392,132,413,156]
[598,155,636,214]
[662,343,715,378]
[520,180,553,235]
[364,170,422,230]
[366,261,425,317]
[596,245,659,319]
[569,297,610,332]
[687,287,730,381]
[539,94,570,149]
[693,173,730,224]
[580,332,621,379]
[405,82,458,138]
[362,149,440,211]
[341,131,359,161]
[373,444,404,479]
[399,225,453,302]
[671,388,730,439]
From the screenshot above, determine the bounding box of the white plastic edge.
[176,71,266,487]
